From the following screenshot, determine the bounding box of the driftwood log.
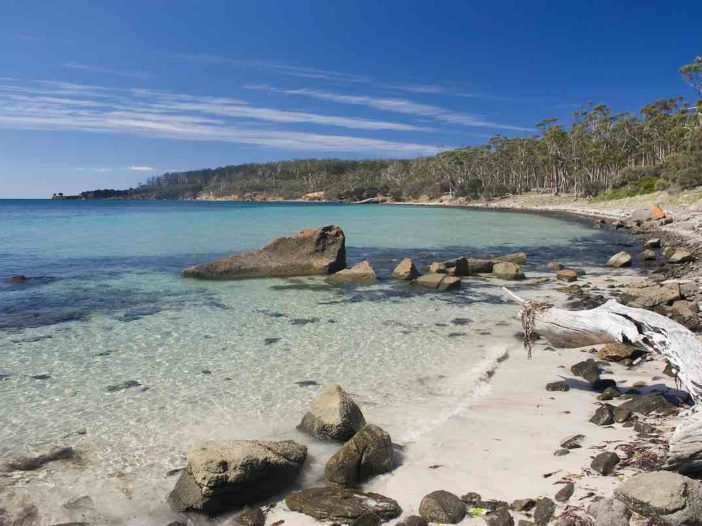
[504,288,702,475]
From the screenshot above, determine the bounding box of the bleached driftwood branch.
[503,288,702,474]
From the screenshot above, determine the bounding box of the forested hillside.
[80,58,702,203]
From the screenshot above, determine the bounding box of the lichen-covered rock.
[285,487,401,524]
[327,261,376,284]
[392,258,419,280]
[570,359,600,384]
[167,440,307,514]
[614,471,702,525]
[622,283,681,308]
[485,507,514,526]
[597,343,636,362]
[325,424,394,485]
[419,490,466,524]
[533,498,555,525]
[492,262,525,280]
[183,225,346,279]
[298,385,366,441]
[590,405,615,426]
[395,515,428,526]
[617,393,675,416]
[555,483,574,502]
[607,251,632,268]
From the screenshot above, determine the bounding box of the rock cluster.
[298,384,366,441]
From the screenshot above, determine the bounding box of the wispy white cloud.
[62,62,151,80]
[246,85,532,132]
[167,53,371,83]
[0,79,441,155]
[128,165,154,172]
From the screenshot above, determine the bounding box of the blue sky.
[0,0,700,198]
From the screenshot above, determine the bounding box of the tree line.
[85,58,702,202]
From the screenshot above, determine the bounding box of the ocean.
[0,200,634,523]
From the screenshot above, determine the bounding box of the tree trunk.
[503,289,702,474]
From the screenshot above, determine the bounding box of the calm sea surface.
[0,200,634,522]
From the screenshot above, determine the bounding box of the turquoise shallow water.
[0,200,635,522]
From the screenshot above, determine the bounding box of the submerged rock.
[492,262,525,280]
[298,384,366,441]
[419,490,466,524]
[392,258,420,280]
[1,446,75,472]
[183,225,346,279]
[556,269,578,282]
[327,261,376,284]
[285,487,401,524]
[8,275,28,284]
[167,440,307,515]
[325,424,394,485]
[607,251,632,268]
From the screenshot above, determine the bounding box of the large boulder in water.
[298,385,366,441]
[182,225,346,279]
[492,262,525,280]
[167,440,307,515]
[325,424,395,485]
[285,486,401,524]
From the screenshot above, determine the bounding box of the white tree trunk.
[503,289,702,474]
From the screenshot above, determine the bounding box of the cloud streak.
[62,62,152,80]
[0,79,440,155]
[128,165,154,172]
[247,85,532,132]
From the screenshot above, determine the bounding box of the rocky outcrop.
[183,225,346,279]
[285,487,401,524]
[298,385,366,441]
[325,424,394,485]
[414,273,461,291]
[327,261,376,284]
[418,491,466,524]
[614,471,702,525]
[668,249,695,264]
[621,282,682,309]
[167,440,307,514]
[392,258,419,280]
[607,251,632,268]
[492,262,525,280]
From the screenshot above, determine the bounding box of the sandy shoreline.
[2,198,700,525]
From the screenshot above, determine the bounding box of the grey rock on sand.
[559,434,584,449]
[589,405,615,426]
[532,497,556,525]
[183,225,346,279]
[492,262,525,280]
[607,251,632,268]
[587,498,630,526]
[485,507,514,526]
[167,440,307,514]
[414,273,461,291]
[555,483,574,502]
[614,471,702,525]
[570,359,600,384]
[392,258,420,280]
[325,424,394,485]
[590,451,620,475]
[298,384,366,441]
[418,490,466,524]
[617,393,675,416]
[395,515,428,526]
[285,486,401,524]
[327,260,376,284]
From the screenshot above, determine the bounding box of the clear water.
[0,200,633,523]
